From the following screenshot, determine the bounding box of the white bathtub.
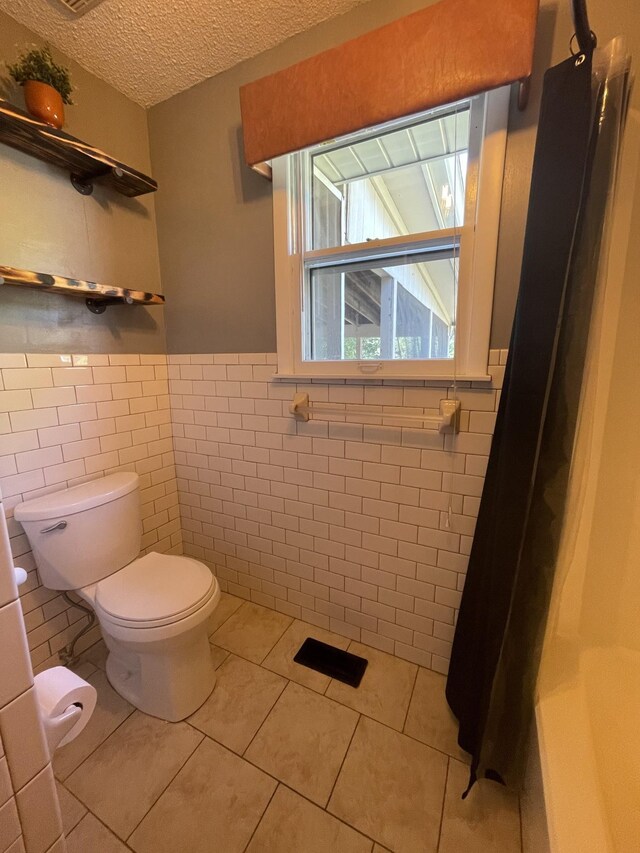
[529,100,640,853]
[536,647,640,853]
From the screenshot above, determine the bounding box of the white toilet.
[15,472,221,722]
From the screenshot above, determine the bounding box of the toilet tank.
[14,472,142,591]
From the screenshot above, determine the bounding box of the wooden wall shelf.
[0,99,157,197]
[0,266,165,314]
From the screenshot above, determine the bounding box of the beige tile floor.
[54,594,522,853]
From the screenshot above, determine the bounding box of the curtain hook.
[569,30,596,65]
[569,33,585,67]
[570,29,598,57]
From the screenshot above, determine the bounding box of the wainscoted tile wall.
[0,500,64,853]
[1,349,504,678]
[0,353,182,675]
[170,351,505,674]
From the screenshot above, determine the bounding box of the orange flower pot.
[23,80,64,129]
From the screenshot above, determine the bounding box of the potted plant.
[7,45,73,129]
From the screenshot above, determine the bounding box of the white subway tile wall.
[0,354,182,675]
[0,504,64,852]
[170,351,505,674]
[0,349,505,679]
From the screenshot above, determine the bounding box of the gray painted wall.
[2,0,637,356]
[149,0,640,354]
[149,0,444,354]
[147,0,550,353]
[0,13,166,354]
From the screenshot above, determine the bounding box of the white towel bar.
[289,393,461,433]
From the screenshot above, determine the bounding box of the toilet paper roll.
[34,666,97,749]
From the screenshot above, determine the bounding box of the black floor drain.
[294,638,368,687]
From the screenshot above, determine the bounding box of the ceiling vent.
[54,0,106,15]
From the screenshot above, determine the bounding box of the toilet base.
[102,622,216,722]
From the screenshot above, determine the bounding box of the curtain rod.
[572,0,597,54]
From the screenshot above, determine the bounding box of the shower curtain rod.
[572,0,597,53]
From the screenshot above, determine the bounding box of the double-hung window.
[272,87,510,379]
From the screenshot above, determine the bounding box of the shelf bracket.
[71,166,124,197]
[70,174,94,196]
[86,296,133,314]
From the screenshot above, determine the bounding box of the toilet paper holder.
[33,666,97,755]
[40,702,84,754]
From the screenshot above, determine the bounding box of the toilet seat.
[95,552,216,629]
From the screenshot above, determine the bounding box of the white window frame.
[272,86,510,380]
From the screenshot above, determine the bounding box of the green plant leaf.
[7,45,73,105]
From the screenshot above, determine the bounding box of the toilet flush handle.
[40,520,67,534]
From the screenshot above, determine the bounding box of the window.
[272,88,510,379]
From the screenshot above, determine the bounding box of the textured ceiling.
[0,0,370,107]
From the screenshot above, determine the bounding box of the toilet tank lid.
[14,472,139,521]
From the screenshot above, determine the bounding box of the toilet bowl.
[83,552,220,720]
[15,472,221,722]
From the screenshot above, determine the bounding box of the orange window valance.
[240,0,540,169]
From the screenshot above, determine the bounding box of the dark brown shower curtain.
[446,42,631,792]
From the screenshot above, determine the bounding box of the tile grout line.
[185,728,358,837]
[240,780,280,853]
[207,599,245,639]
[183,720,348,821]
[435,756,451,852]
[400,663,420,733]
[209,601,293,669]
[209,644,230,670]
[1,677,63,797]
[63,707,203,846]
[55,780,86,836]
[245,772,380,852]
[358,707,466,765]
[257,617,294,666]
[240,675,291,759]
[123,727,205,845]
[45,834,65,853]
[202,730,284,790]
[317,714,386,850]
[185,708,380,847]
[66,803,137,852]
[182,674,376,826]
[285,779,379,846]
[57,702,136,786]
[323,711,361,814]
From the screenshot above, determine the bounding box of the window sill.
[272,372,493,383]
